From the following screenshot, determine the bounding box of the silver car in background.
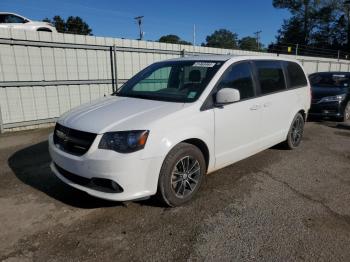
[0,12,56,32]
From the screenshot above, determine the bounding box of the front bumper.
[49,134,164,201]
[309,101,344,119]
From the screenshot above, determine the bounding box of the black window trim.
[200,59,308,111]
[200,60,258,111]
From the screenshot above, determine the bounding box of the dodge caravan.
[49,55,311,206]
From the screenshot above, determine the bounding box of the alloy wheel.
[171,156,201,198]
[291,115,304,146]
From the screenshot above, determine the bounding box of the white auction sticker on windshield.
[193,62,216,67]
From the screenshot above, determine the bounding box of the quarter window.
[255,61,286,94]
[286,62,307,88]
[217,62,255,100]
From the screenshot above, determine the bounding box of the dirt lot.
[0,122,350,261]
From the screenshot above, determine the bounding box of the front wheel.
[341,101,350,123]
[157,143,206,207]
[283,113,305,150]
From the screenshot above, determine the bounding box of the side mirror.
[215,88,240,105]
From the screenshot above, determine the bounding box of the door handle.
[250,104,261,110]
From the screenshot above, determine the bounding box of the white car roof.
[167,54,300,64]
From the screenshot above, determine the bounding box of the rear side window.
[286,62,307,88]
[255,61,286,95]
[217,62,255,100]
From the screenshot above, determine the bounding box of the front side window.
[286,62,307,88]
[115,60,224,102]
[217,62,255,100]
[255,61,286,95]
[2,14,25,23]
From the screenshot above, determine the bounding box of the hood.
[311,86,349,99]
[58,96,185,134]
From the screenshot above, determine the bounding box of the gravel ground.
[0,121,349,262]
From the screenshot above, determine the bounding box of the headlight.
[98,130,149,153]
[319,94,346,103]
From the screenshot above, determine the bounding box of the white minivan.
[49,55,311,206]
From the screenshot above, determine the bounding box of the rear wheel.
[157,143,206,207]
[283,113,305,150]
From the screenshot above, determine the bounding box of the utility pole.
[296,43,299,57]
[134,16,144,40]
[254,30,262,51]
[193,24,196,46]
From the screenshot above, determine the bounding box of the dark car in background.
[309,72,350,122]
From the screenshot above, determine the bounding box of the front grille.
[55,164,124,193]
[53,123,97,156]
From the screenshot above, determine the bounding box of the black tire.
[283,112,305,150]
[341,101,350,123]
[157,143,206,207]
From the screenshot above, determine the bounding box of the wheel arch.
[37,27,52,32]
[298,109,306,121]
[181,138,210,171]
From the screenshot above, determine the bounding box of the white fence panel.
[0,27,350,132]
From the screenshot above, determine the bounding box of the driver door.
[214,61,263,169]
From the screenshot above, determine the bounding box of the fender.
[141,108,216,172]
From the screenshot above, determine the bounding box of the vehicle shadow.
[308,117,350,131]
[8,141,122,209]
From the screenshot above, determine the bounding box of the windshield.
[309,73,350,88]
[114,60,224,102]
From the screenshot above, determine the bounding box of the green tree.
[271,0,350,57]
[239,36,264,51]
[275,16,305,46]
[273,0,320,45]
[43,15,92,35]
[158,34,192,45]
[66,16,92,35]
[202,29,238,49]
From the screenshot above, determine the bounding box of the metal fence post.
[0,105,4,134]
[109,46,115,93]
[113,45,118,91]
